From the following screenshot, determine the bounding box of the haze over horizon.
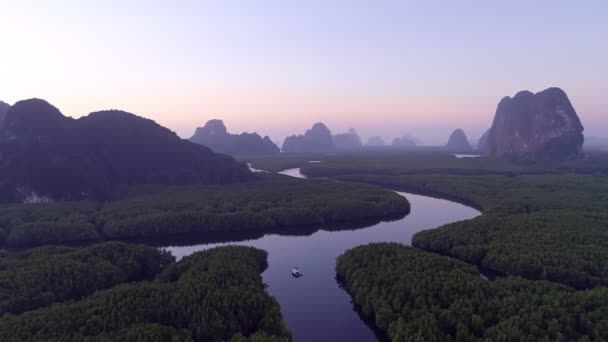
[1,0,607,145]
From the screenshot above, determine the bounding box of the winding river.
[164,168,480,341]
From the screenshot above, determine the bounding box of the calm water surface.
[165,168,480,341]
[452,153,482,158]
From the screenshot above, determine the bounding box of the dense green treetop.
[0,242,173,315]
[0,245,290,341]
[337,243,608,341]
[266,152,608,289]
[0,174,409,248]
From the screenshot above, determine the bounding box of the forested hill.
[0,99,252,202]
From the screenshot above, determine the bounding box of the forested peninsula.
[0,174,409,248]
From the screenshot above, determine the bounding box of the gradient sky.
[1,0,607,145]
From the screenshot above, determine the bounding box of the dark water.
[165,168,480,341]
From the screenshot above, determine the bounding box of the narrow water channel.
[164,168,480,341]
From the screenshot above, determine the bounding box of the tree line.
[0,175,409,248]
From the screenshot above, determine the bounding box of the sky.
[1,0,607,145]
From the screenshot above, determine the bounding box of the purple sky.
[1,0,607,144]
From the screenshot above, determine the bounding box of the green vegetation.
[246,153,327,173]
[286,152,608,288]
[250,149,608,177]
[0,174,409,248]
[0,201,101,247]
[336,243,608,341]
[329,172,608,289]
[0,242,172,315]
[0,245,290,341]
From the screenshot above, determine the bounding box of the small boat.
[291,267,303,278]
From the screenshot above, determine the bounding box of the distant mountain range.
[190,119,280,156]
[282,122,336,153]
[0,99,251,202]
[334,128,362,150]
[392,133,417,148]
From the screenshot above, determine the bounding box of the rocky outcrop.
[446,129,472,151]
[392,134,416,148]
[190,119,279,156]
[0,99,251,202]
[282,122,336,152]
[365,136,385,147]
[477,129,490,153]
[334,128,362,150]
[486,88,584,160]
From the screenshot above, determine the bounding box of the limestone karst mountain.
[190,119,279,156]
[477,129,490,153]
[486,87,584,160]
[282,122,336,152]
[445,129,472,151]
[334,128,362,150]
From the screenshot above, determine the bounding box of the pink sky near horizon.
[1,1,606,145]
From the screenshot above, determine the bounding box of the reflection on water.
[278,168,307,179]
[164,168,480,341]
[247,163,269,173]
[453,154,482,158]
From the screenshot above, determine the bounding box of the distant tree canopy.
[337,243,608,341]
[0,174,409,248]
[0,245,291,341]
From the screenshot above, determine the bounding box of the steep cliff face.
[282,122,336,152]
[446,129,472,151]
[487,88,584,160]
[190,119,279,156]
[477,129,490,153]
[0,99,251,202]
